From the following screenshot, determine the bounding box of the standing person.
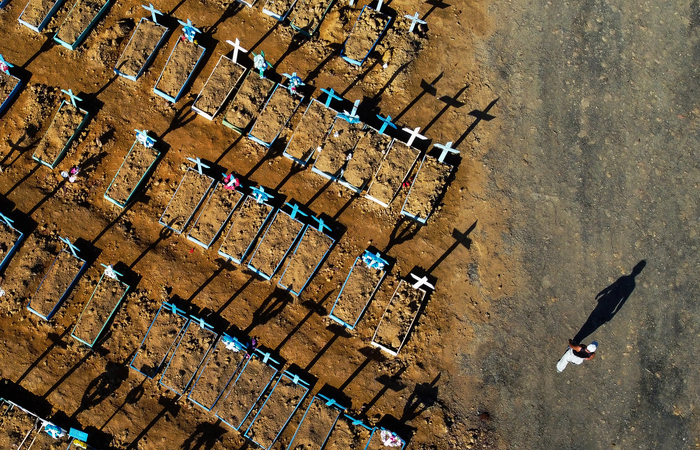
[557,339,598,372]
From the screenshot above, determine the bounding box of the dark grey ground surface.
[471,0,700,448]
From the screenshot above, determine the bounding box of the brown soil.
[246,374,307,448]
[155,40,204,99]
[287,396,341,450]
[104,142,160,205]
[160,169,214,233]
[324,416,372,450]
[0,72,19,104]
[217,355,277,429]
[315,119,364,176]
[24,427,71,450]
[372,280,425,353]
[0,405,36,448]
[343,8,389,62]
[0,220,21,264]
[263,0,294,18]
[333,259,384,327]
[72,275,128,346]
[249,210,304,278]
[251,86,299,144]
[223,72,275,131]
[188,184,243,247]
[285,100,335,162]
[115,19,168,78]
[219,196,273,262]
[291,0,331,34]
[193,57,246,117]
[32,103,85,166]
[367,141,420,206]
[279,227,333,294]
[188,338,247,410]
[18,0,60,28]
[130,307,188,378]
[29,250,85,319]
[160,322,217,393]
[54,0,108,45]
[342,128,392,190]
[403,156,452,221]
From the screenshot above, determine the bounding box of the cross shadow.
[99,379,146,431]
[305,43,341,85]
[274,291,333,353]
[425,221,476,274]
[275,163,305,191]
[94,75,119,98]
[422,83,467,133]
[129,223,174,269]
[214,133,244,164]
[181,420,228,450]
[304,177,333,208]
[393,72,442,122]
[249,22,280,54]
[274,34,307,69]
[338,346,385,392]
[304,323,351,372]
[400,373,440,422]
[422,0,450,20]
[16,328,70,384]
[361,365,407,416]
[1,133,35,168]
[21,39,55,69]
[573,260,647,344]
[5,164,39,198]
[340,59,379,97]
[453,97,498,148]
[43,347,100,399]
[186,258,229,302]
[369,61,412,103]
[159,100,198,140]
[206,2,244,36]
[332,192,359,220]
[215,276,255,315]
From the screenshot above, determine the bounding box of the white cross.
[101,263,122,279]
[135,129,155,148]
[404,12,426,33]
[226,38,247,64]
[187,156,210,175]
[410,273,434,290]
[402,126,427,147]
[339,99,361,123]
[376,0,384,12]
[434,141,459,163]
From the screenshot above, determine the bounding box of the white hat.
[587,342,598,352]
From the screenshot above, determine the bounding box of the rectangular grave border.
[364,141,421,208]
[289,0,334,37]
[187,334,247,411]
[328,250,388,330]
[262,0,297,21]
[0,400,39,448]
[215,349,281,431]
[0,213,24,272]
[282,98,336,166]
[217,194,275,265]
[18,0,66,32]
[0,69,23,117]
[277,219,335,296]
[159,316,217,396]
[340,5,391,66]
[186,182,244,249]
[53,0,113,50]
[400,153,455,224]
[311,118,364,182]
[367,426,407,450]
[158,167,215,234]
[329,414,374,450]
[103,135,161,208]
[337,126,393,194]
[70,264,130,348]
[235,0,256,7]
[248,83,302,149]
[246,206,306,281]
[32,99,89,169]
[192,54,247,120]
[114,16,170,81]
[243,370,310,449]
[222,72,276,134]
[286,393,345,450]
[153,39,206,103]
[129,302,189,378]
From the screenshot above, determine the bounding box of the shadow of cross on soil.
[361,365,408,416]
[425,221,477,275]
[573,260,647,344]
[181,420,228,450]
[243,287,293,335]
[454,97,499,149]
[273,291,334,353]
[16,328,70,384]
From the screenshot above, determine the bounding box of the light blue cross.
[142,3,162,23]
[362,250,388,269]
[285,202,307,220]
[338,99,361,124]
[320,87,342,109]
[312,215,331,234]
[178,19,200,43]
[0,212,13,227]
[100,263,123,278]
[434,141,459,163]
[187,156,210,175]
[59,236,80,258]
[0,54,13,75]
[376,114,397,134]
[61,89,82,108]
[404,12,426,32]
[135,129,155,148]
[251,186,274,204]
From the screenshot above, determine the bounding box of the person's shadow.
[573,260,646,344]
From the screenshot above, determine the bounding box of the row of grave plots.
[0,398,96,449]
[129,300,410,449]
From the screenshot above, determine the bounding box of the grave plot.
[340,5,391,66]
[32,90,89,169]
[188,335,248,411]
[160,317,217,395]
[366,427,406,450]
[186,179,244,249]
[71,264,130,347]
[130,302,189,378]
[339,127,393,194]
[21,421,70,450]
[0,56,22,116]
[329,250,388,330]
[371,274,433,356]
[245,372,310,449]
[0,213,24,272]
[114,6,169,81]
[216,350,280,431]
[154,20,206,103]
[287,394,344,450]
[159,159,215,234]
[0,403,37,449]
[365,140,420,207]
[312,119,364,181]
[17,0,65,32]
[247,202,306,280]
[278,216,334,296]
[324,414,373,450]
[222,71,275,133]
[104,130,160,208]
[262,0,296,21]
[218,187,275,264]
[249,84,302,148]
[27,237,86,321]
[53,0,111,50]
[283,98,336,165]
[289,0,333,37]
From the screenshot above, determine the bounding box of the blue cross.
[0,212,13,227]
[0,54,13,75]
[284,202,307,220]
[178,19,200,43]
[283,72,304,94]
[59,236,80,258]
[362,250,388,269]
[434,141,459,163]
[325,398,338,407]
[338,99,361,124]
[376,0,384,12]
[100,263,123,278]
[320,87,343,109]
[251,186,274,204]
[61,89,82,108]
[261,351,271,363]
[404,12,426,32]
[187,156,210,175]
[135,129,155,148]
[349,417,365,426]
[312,216,331,234]
[376,114,397,134]
[141,3,162,23]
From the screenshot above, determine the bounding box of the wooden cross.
[135,129,155,148]
[376,114,397,135]
[141,3,162,23]
[59,236,80,258]
[285,202,307,220]
[225,38,247,64]
[320,87,343,109]
[434,141,459,163]
[402,126,427,147]
[187,156,210,175]
[61,88,82,108]
[409,273,434,290]
[404,12,426,32]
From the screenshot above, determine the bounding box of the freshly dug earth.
[263,0,294,18]
[0,404,36,448]
[287,396,341,450]
[324,416,372,450]
[372,280,424,353]
[0,71,19,104]
[24,427,71,450]
[332,259,384,327]
[188,184,243,247]
[315,119,364,176]
[130,306,188,378]
[193,57,246,117]
[342,128,392,190]
[217,355,277,429]
[160,322,216,394]
[0,220,21,265]
[105,142,160,205]
[223,73,275,131]
[402,156,453,221]
[155,40,204,99]
[18,0,60,28]
[251,86,300,145]
[279,227,333,294]
[249,210,304,278]
[246,375,307,448]
[290,0,331,34]
[32,103,85,166]
[29,250,84,319]
[160,169,213,233]
[188,338,247,410]
[115,19,168,78]
[366,141,420,206]
[219,196,273,262]
[71,275,129,346]
[54,0,108,45]
[343,8,389,62]
[285,100,335,162]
